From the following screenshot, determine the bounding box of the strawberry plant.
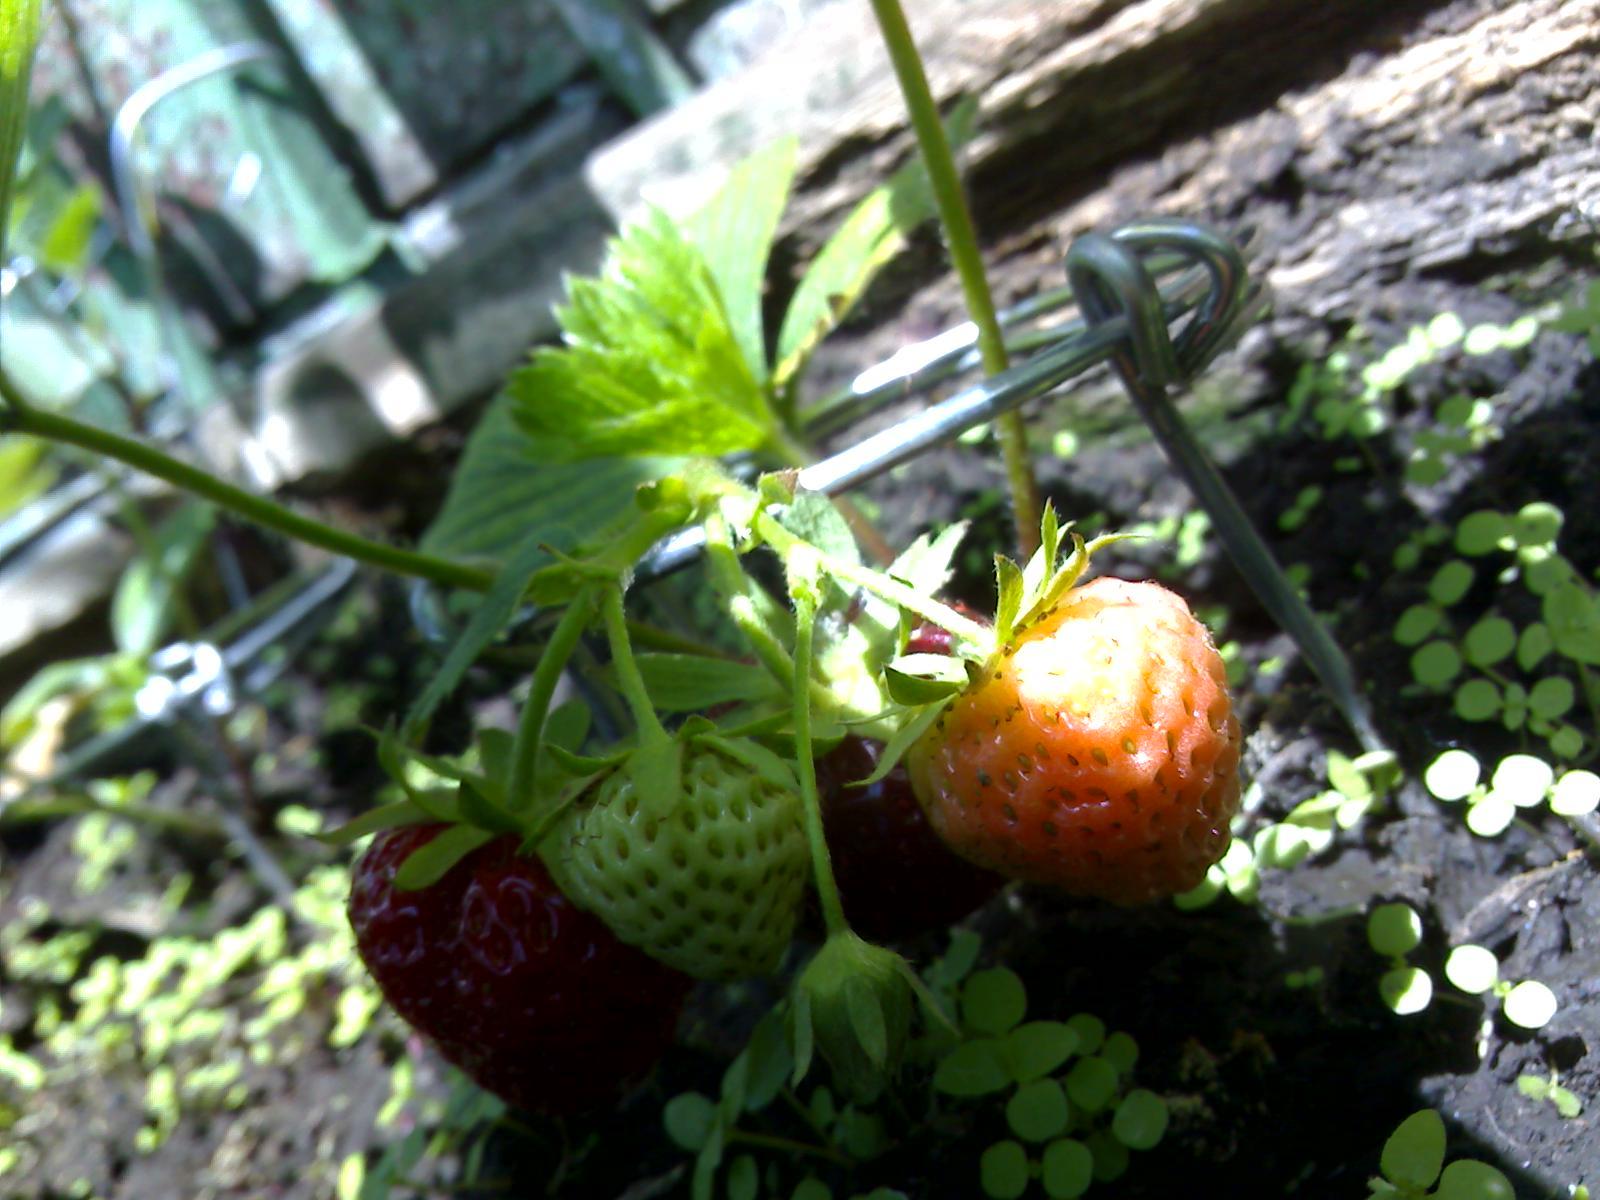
[2,0,1594,1196]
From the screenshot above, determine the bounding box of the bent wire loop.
[640,216,1381,752]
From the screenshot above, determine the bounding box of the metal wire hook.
[1065,224,1383,753]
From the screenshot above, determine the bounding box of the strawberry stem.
[791,572,851,938]
[866,0,1040,558]
[507,584,601,814]
[704,509,798,690]
[601,582,670,745]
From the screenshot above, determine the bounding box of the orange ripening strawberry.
[906,577,1241,904]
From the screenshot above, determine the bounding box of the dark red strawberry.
[905,601,987,656]
[348,824,692,1114]
[813,736,1004,942]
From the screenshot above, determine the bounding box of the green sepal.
[407,787,465,825]
[993,555,1025,647]
[789,988,815,1088]
[314,798,438,846]
[521,768,614,855]
[694,732,801,794]
[628,736,684,819]
[883,653,970,705]
[794,931,913,1103]
[394,824,496,891]
[476,728,515,786]
[632,652,785,712]
[854,698,953,788]
[456,780,521,835]
[546,741,629,777]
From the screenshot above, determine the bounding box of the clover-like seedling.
[1423,750,1596,839]
[1516,1070,1584,1119]
[1368,902,1433,1016]
[931,967,1168,1198]
[1443,944,1559,1031]
[1399,506,1593,761]
[1367,1109,1514,1199]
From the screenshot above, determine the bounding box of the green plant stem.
[507,586,599,813]
[0,385,494,593]
[704,510,798,691]
[726,1128,852,1168]
[791,578,850,937]
[867,0,1040,557]
[601,583,669,742]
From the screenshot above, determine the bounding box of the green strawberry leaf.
[780,488,862,567]
[111,501,216,657]
[774,98,976,389]
[0,0,44,263]
[508,209,774,460]
[394,825,496,891]
[684,135,798,381]
[632,652,784,712]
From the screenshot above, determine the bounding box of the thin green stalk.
[791,577,849,937]
[507,585,599,812]
[751,508,990,646]
[867,0,1040,556]
[601,583,668,742]
[0,384,494,593]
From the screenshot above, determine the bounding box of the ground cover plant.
[0,1,1596,1197]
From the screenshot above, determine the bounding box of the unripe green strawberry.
[908,577,1241,904]
[542,739,809,980]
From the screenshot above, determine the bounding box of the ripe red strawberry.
[348,824,692,1113]
[814,735,1004,942]
[907,577,1241,904]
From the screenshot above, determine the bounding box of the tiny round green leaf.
[1517,623,1554,670]
[1512,502,1563,548]
[791,1180,832,1200]
[1527,676,1575,720]
[1503,980,1557,1029]
[1551,769,1600,816]
[1064,1013,1105,1055]
[979,1140,1029,1200]
[1425,750,1481,801]
[1100,1032,1139,1076]
[663,1092,717,1151]
[1516,1074,1550,1100]
[1411,641,1463,687]
[1004,1022,1079,1084]
[1429,561,1475,606]
[727,1155,758,1200]
[1491,754,1555,807]
[1173,867,1224,909]
[1453,679,1500,721]
[1086,1131,1130,1183]
[1007,1079,1071,1143]
[1462,617,1515,666]
[1435,1159,1515,1200]
[1443,945,1499,994]
[963,968,1028,1037]
[1040,1139,1093,1199]
[1379,966,1434,1015]
[1111,1089,1169,1151]
[1394,604,1444,646]
[1064,1056,1118,1113]
[1455,512,1510,556]
[1368,903,1424,958]
[934,1039,1012,1097]
[1549,725,1586,760]
[1380,1109,1446,1189]
[1466,793,1516,836]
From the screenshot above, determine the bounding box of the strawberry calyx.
[791,930,916,1103]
